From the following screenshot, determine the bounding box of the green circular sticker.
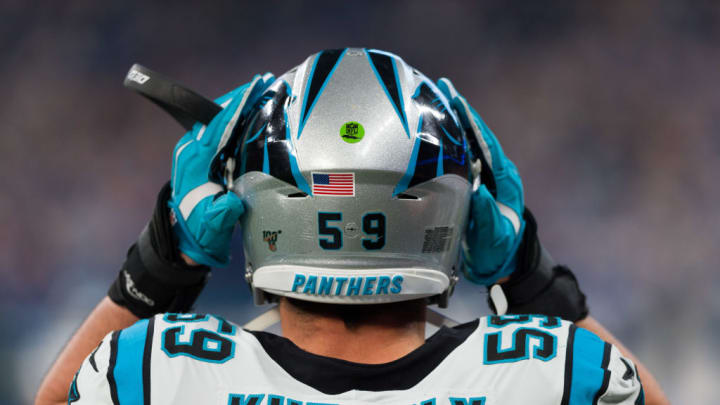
[340,121,365,143]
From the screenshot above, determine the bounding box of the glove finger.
[202,192,245,233]
[437,78,507,173]
[170,123,211,198]
[465,185,517,275]
[173,126,198,152]
[471,113,513,178]
[437,78,500,177]
[493,161,524,224]
[184,193,243,266]
[437,78,524,216]
[214,84,248,107]
[208,74,274,151]
[200,89,248,148]
[436,77,457,104]
[460,103,524,226]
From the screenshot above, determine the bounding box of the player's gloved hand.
[108,183,212,318]
[168,74,273,267]
[437,78,588,321]
[437,78,525,286]
[108,74,274,318]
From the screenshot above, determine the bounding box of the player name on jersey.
[291,273,403,296]
[227,393,485,405]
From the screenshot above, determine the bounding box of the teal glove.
[169,74,274,267]
[437,78,525,285]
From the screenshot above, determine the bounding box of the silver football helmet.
[227,49,473,306]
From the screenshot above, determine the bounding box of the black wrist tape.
[108,182,210,318]
[488,208,589,322]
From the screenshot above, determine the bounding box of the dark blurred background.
[2,0,718,403]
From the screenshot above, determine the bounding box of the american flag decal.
[312,172,355,196]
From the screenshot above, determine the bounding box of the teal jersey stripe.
[569,327,610,405]
[114,318,150,405]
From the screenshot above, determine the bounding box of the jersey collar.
[248,319,478,395]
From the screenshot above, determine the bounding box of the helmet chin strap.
[425,308,459,328]
[243,306,281,331]
[242,306,460,331]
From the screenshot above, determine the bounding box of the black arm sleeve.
[108,182,210,318]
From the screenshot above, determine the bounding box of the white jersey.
[70,313,643,405]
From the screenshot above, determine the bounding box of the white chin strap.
[425,308,459,328]
[242,306,459,331]
[243,307,281,331]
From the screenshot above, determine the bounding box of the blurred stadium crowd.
[1,1,718,403]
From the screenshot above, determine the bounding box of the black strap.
[488,208,589,322]
[500,210,555,303]
[124,64,221,130]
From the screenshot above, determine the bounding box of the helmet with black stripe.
[222,48,473,306]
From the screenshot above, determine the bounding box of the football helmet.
[221,49,474,306]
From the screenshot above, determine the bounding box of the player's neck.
[277,298,426,364]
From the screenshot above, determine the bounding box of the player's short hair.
[281,297,426,330]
